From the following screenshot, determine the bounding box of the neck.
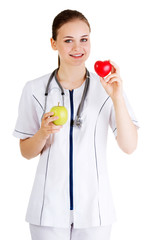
[57,63,86,87]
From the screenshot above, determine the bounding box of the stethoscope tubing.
[42,68,90,127]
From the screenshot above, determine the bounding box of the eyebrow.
[63,35,89,39]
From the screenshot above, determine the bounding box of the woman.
[13,9,139,240]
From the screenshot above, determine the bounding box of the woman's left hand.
[100,60,123,100]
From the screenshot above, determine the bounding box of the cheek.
[58,44,71,55]
[84,44,91,55]
[83,41,91,52]
[57,44,68,56]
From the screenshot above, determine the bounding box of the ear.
[50,38,57,50]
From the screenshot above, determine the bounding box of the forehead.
[57,20,90,38]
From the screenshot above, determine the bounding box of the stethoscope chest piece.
[73,116,82,128]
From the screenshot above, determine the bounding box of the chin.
[69,56,89,67]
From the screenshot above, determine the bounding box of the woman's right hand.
[39,112,63,140]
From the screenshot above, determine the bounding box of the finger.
[49,123,63,129]
[105,73,120,82]
[107,77,122,84]
[49,125,63,133]
[100,76,105,83]
[100,77,108,89]
[108,60,120,74]
[42,112,55,120]
[47,128,61,135]
[46,116,59,125]
[45,124,62,133]
[50,129,61,133]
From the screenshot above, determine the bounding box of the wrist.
[35,129,48,142]
[112,95,124,105]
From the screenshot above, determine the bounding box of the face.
[51,20,91,67]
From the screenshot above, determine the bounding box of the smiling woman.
[49,18,91,90]
[13,8,139,240]
[50,20,91,70]
[51,10,91,69]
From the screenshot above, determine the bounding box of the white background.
[0,0,160,239]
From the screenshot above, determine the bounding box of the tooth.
[72,54,82,56]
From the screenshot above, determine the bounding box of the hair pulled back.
[52,9,91,67]
[52,9,91,40]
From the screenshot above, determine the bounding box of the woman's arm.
[112,96,138,154]
[20,130,48,160]
[20,112,62,160]
[100,60,138,154]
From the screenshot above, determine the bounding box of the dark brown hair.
[52,9,91,67]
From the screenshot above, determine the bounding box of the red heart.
[94,60,112,77]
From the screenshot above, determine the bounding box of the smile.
[69,54,84,58]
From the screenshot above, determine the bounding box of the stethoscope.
[42,68,90,128]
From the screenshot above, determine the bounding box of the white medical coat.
[13,71,139,229]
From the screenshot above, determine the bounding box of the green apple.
[50,102,68,125]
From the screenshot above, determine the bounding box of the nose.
[72,41,81,51]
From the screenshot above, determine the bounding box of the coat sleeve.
[109,91,140,138]
[13,82,40,139]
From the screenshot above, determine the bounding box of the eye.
[64,39,72,43]
[81,38,88,42]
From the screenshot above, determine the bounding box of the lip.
[69,53,84,59]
